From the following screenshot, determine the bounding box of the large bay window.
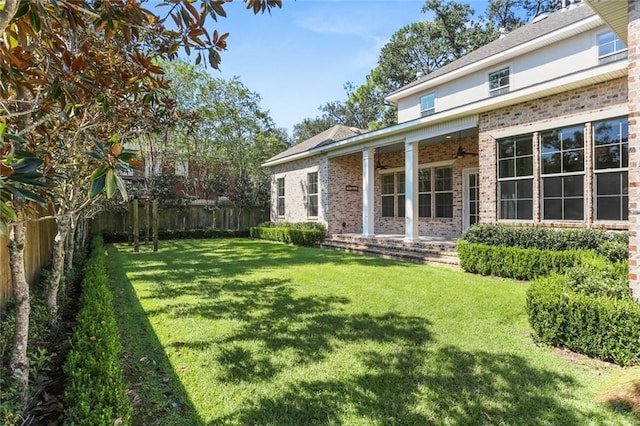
[498,134,533,220]
[594,117,628,221]
[541,125,585,220]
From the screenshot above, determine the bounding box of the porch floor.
[320,233,460,268]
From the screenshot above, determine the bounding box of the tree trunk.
[9,201,30,404]
[65,214,77,272]
[46,212,70,318]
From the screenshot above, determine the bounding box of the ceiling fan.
[375,148,388,169]
[453,131,478,158]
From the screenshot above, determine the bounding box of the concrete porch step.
[320,237,459,268]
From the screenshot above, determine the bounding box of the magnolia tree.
[0,0,281,405]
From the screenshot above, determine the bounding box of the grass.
[107,238,640,425]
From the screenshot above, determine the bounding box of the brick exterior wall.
[628,0,640,300]
[327,153,363,234]
[269,156,329,227]
[478,77,629,230]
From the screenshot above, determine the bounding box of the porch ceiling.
[375,127,478,155]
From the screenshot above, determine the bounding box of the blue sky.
[210,0,432,135]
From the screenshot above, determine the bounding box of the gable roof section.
[388,3,597,99]
[265,124,366,163]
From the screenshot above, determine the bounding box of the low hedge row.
[461,224,628,263]
[102,228,248,243]
[64,235,131,425]
[526,273,640,366]
[457,240,592,280]
[250,222,325,246]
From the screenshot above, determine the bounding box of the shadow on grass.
[106,247,203,426]
[219,345,612,425]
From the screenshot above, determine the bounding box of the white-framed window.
[307,172,318,217]
[418,168,431,218]
[489,67,510,96]
[420,92,436,117]
[597,31,627,64]
[593,116,628,221]
[381,172,405,218]
[498,134,534,220]
[276,177,285,217]
[434,166,453,218]
[541,125,585,221]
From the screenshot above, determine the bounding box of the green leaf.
[0,201,18,222]
[105,168,116,198]
[89,174,105,198]
[115,174,128,202]
[29,10,41,32]
[89,165,108,180]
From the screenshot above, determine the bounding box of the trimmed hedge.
[102,228,248,243]
[64,235,132,425]
[461,224,628,262]
[527,274,640,366]
[457,240,593,280]
[250,222,325,246]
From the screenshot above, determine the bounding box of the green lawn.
[107,239,638,425]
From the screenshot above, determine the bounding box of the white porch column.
[362,148,375,237]
[405,141,419,241]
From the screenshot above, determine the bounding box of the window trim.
[488,67,510,96]
[420,91,436,117]
[307,171,319,218]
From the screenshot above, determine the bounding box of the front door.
[463,168,479,230]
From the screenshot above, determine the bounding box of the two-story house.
[263,1,640,298]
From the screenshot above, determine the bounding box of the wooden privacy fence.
[89,202,269,235]
[1,214,57,303]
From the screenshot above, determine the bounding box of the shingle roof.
[265,124,366,163]
[389,3,597,96]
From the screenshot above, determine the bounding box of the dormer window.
[598,31,627,64]
[420,92,435,117]
[489,67,510,96]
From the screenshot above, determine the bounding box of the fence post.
[133,199,139,253]
[153,198,159,252]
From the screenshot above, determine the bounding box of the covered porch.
[325,115,480,242]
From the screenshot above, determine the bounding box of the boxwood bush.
[64,235,132,425]
[457,240,592,280]
[250,222,325,246]
[526,272,640,366]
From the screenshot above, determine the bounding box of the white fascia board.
[386,14,603,103]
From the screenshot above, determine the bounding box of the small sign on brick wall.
[345,185,359,192]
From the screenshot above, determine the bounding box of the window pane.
[397,172,405,195]
[435,167,452,191]
[418,169,431,193]
[277,178,285,197]
[308,172,318,194]
[419,194,431,217]
[563,150,584,172]
[308,195,318,217]
[435,193,453,218]
[397,195,405,218]
[595,145,620,169]
[499,159,515,178]
[382,175,394,194]
[515,135,533,156]
[622,144,629,168]
[541,153,561,174]
[498,139,514,158]
[541,131,561,153]
[562,125,584,150]
[543,177,562,197]
[517,200,533,220]
[382,196,394,217]
[564,198,584,221]
[594,119,618,145]
[515,156,533,176]
[421,92,435,114]
[597,172,622,196]
[500,181,515,200]
[597,197,621,221]
[564,175,584,197]
[517,179,533,199]
[544,199,562,220]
